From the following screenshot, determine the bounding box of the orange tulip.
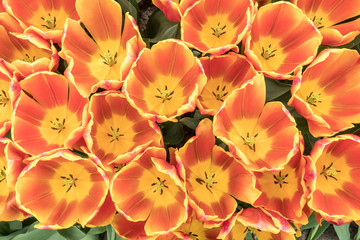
[220,208,296,240]
[12,71,88,155]
[177,118,261,222]
[288,49,360,137]
[111,147,188,236]
[124,39,206,122]
[0,138,28,221]
[0,68,12,137]
[15,149,109,229]
[152,0,198,22]
[254,138,310,225]
[84,91,163,170]
[0,27,59,78]
[197,53,258,115]
[181,0,254,55]
[213,75,299,171]
[60,0,145,97]
[244,1,322,79]
[305,135,360,225]
[293,0,360,46]
[3,0,79,43]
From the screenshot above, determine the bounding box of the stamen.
[212,85,228,102]
[306,91,322,107]
[107,126,124,143]
[261,44,277,60]
[50,118,66,134]
[23,54,36,63]
[241,132,258,152]
[211,22,227,38]
[114,163,126,172]
[196,171,217,193]
[0,90,9,107]
[320,162,340,181]
[100,50,118,67]
[312,16,324,29]
[273,171,289,188]
[0,166,6,183]
[155,85,174,103]
[41,13,56,29]
[60,174,78,193]
[151,177,168,195]
[188,232,199,240]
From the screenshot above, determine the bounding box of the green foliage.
[334,224,351,240]
[0,220,108,240]
[116,0,139,23]
[355,226,360,240]
[106,225,127,240]
[146,10,180,43]
[160,121,185,146]
[307,221,331,240]
[264,77,291,102]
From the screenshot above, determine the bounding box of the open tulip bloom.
[244,1,322,79]
[1,0,360,238]
[293,0,360,46]
[61,0,145,97]
[11,71,88,155]
[214,75,300,171]
[288,48,360,137]
[181,0,254,55]
[305,135,360,225]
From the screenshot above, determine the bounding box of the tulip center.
[60,174,78,192]
[211,22,227,38]
[100,50,118,67]
[114,163,126,173]
[312,16,324,29]
[50,118,66,133]
[151,177,168,195]
[195,171,218,193]
[155,85,174,103]
[244,227,257,234]
[212,85,229,102]
[41,13,56,29]
[241,132,258,152]
[320,162,340,181]
[306,91,322,107]
[273,171,289,188]
[188,232,199,240]
[0,166,6,183]
[261,44,277,60]
[23,54,36,63]
[107,126,124,143]
[0,90,9,107]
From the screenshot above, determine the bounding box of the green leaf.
[12,229,56,240]
[161,121,184,145]
[86,226,107,235]
[265,77,291,102]
[47,232,67,240]
[180,117,200,130]
[301,212,319,230]
[146,10,179,43]
[106,225,126,240]
[307,221,330,240]
[9,221,22,232]
[116,0,139,23]
[0,229,28,240]
[354,226,360,240]
[79,235,99,240]
[334,224,350,240]
[0,222,10,235]
[57,226,86,240]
